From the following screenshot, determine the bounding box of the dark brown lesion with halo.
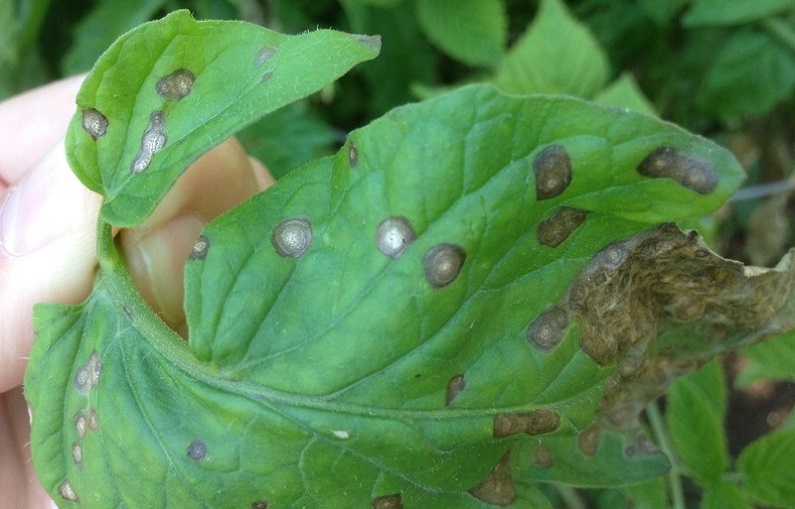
[492,408,561,438]
[371,493,403,509]
[189,234,210,260]
[423,243,466,288]
[534,144,572,200]
[81,108,109,140]
[536,207,588,248]
[272,217,313,258]
[636,146,718,194]
[445,374,467,406]
[156,68,195,101]
[131,110,167,174]
[469,451,516,506]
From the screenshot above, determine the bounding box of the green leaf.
[666,360,729,484]
[350,0,438,116]
[737,429,795,508]
[348,0,403,6]
[65,10,380,227]
[416,0,507,67]
[61,0,166,75]
[593,72,657,116]
[697,28,795,120]
[637,0,687,26]
[684,0,795,27]
[737,329,795,387]
[0,0,50,98]
[28,82,757,507]
[493,0,609,98]
[700,481,752,509]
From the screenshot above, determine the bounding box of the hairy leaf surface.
[25,14,795,508]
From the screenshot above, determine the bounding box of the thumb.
[0,140,101,393]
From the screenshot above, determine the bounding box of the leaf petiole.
[646,401,685,509]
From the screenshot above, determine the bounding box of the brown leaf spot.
[372,493,403,509]
[469,451,516,506]
[537,207,587,247]
[445,374,466,406]
[87,409,99,431]
[131,110,167,174]
[534,144,572,200]
[637,147,718,194]
[187,439,207,461]
[156,68,195,101]
[74,411,87,438]
[577,424,601,457]
[74,351,102,394]
[424,244,466,288]
[348,141,358,167]
[71,442,83,468]
[253,46,277,67]
[58,479,79,502]
[376,217,416,259]
[493,408,560,438]
[352,34,382,52]
[624,433,659,459]
[528,306,568,351]
[533,445,554,468]
[251,502,269,509]
[189,234,210,261]
[82,108,108,140]
[272,217,312,258]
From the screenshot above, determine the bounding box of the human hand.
[0,76,272,508]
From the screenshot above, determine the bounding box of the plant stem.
[761,17,795,58]
[645,401,686,509]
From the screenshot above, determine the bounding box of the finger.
[0,75,85,186]
[0,141,101,393]
[0,387,52,509]
[120,138,273,335]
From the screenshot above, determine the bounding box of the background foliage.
[5,0,795,507]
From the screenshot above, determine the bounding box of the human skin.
[0,76,273,508]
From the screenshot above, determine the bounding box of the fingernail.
[123,214,204,328]
[0,142,94,257]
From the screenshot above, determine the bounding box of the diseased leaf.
[26,10,795,505]
[493,0,609,98]
[666,361,729,484]
[737,429,795,508]
[684,0,795,27]
[29,78,770,507]
[697,28,795,120]
[65,9,380,227]
[416,0,507,67]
